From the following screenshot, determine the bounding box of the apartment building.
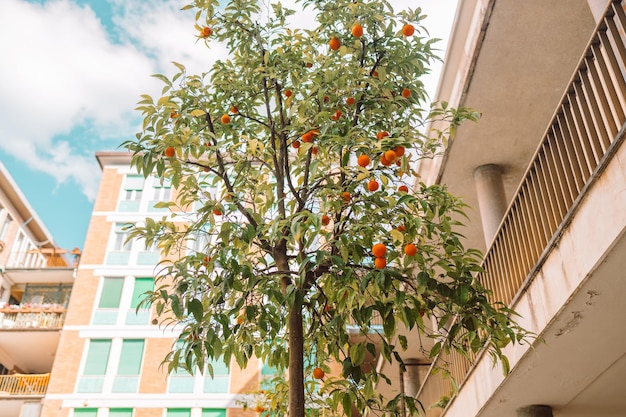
[40,153,260,417]
[374,1,626,417]
[0,161,78,417]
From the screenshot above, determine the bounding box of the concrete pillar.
[473,164,507,247]
[516,405,553,417]
[19,401,42,417]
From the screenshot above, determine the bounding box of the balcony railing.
[417,0,626,411]
[0,373,49,396]
[0,305,66,329]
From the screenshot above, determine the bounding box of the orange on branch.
[302,131,314,143]
[398,185,409,193]
[329,37,341,51]
[357,154,370,167]
[221,114,231,124]
[384,149,397,162]
[351,23,363,38]
[402,88,411,98]
[346,97,355,106]
[376,131,389,140]
[311,146,318,155]
[164,147,175,158]
[402,24,415,37]
[394,146,405,157]
[200,26,212,37]
[213,208,223,216]
[321,214,331,226]
[404,243,418,256]
[284,89,293,98]
[367,179,379,192]
[372,243,387,258]
[341,191,351,203]
[313,367,325,379]
[380,154,392,166]
[230,105,239,114]
[374,257,387,269]
[292,140,301,149]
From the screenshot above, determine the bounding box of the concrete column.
[19,401,42,417]
[473,164,507,247]
[516,405,553,417]
[403,358,421,397]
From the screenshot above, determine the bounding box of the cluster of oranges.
[329,23,414,50]
[372,241,418,270]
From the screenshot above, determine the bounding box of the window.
[112,340,145,393]
[203,359,229,393]
[119,175,144,212]
[73,409,98,417]
[202,409,226,417]
[125,277,154,325]
[93,278,124,324]
[167,410,190,417]
[137,239,160,265]
[0,214,12,240]
[93,277,154,326]
[106,223,132,265]
[149,177,172,212]
[109,409,133,417]
[77,339,112,393]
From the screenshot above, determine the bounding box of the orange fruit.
[398,185,409,193]
[342,191,351,203]
[330,110,342,121]
[384,149,397,162]
[376,131,389,140]
[284,89,293,98]
[213,208,223,216]
[404,243,418,256]
[374,257,387,269]
[357,154,370,167]
[372,243,387,258]
[380,154,392,166]
[351,23,363,38]
[402,24,415,37]
[323,95,330,103]
[221,114,231,124]
[372,70,379,77]
[329,37,341,50]
[346,97,355,106]
[311,146,318,155]
[255,406,265,413]
[164,147,175,157]
[321,214,331,226]
[396,224,406,232]
[394,146,405,157]
[367,179,379,192]
[170,111,179,118]
[305,62,313,68]
[200,26,212,37]
[231,105,239,114]
[302,131,314,143]
[401,88,411,98]
[292,140,301,149]
[313,367,325,379]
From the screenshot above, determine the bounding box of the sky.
[0,0,459,252]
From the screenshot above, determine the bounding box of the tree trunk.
[288,293,305,417]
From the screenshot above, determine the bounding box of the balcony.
[416,1,626,415]
[0,304,66,329]
[0,373,49,397]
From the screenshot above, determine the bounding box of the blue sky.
[0,0,458,252]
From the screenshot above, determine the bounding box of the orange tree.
[123,0,529,416]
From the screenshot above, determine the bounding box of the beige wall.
[46,330,83,394]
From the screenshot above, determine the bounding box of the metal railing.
[0,307,66,329]
[0,373,49,396]
[417,0,626,411]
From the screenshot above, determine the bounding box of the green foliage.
[122,1,527,416]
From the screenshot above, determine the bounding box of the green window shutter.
[201,410,226,417]
[98,278,124,308]
[117,340,144,375]
[109,409,133,417]
[167,409,191,417]
[84,339,112,375]
[130,278,154,309]
[74,409,98,417]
